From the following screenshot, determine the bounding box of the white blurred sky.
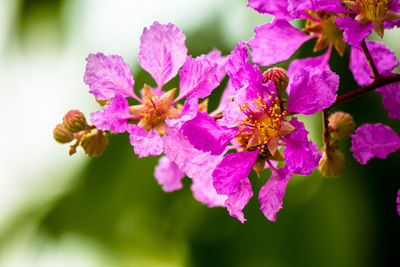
[0,0,266,266]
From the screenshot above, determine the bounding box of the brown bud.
[318,145,345,178]
[262,67,289,98]
[80,129,108,157]
[53,124,74,144]
[63,110,88,133]
[328,111,355,140]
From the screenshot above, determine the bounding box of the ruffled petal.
[287,50,331,84]
[351,123,400,164]
[376,80,400,120]
[287,67,339,115]
[90,94,131,133]
[166,95,199,130]
[259,166,291,221]
[226,41,263,93]
[181,112,237,155]
[248,0,293,20]
[206,49,228,82]
[138,21,187,88]
[178,55,219,100]
[163,130,227,207]
[248,20,312,67]
[212,150,259,222]
[335,17,374,47]
[283,117,321,175]
[127,125,163,157]
[154,156,185,192]
[288,0,349,15]
[350,41,398,85]
[84,53,135,100]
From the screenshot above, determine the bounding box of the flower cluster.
[54,0,400,222]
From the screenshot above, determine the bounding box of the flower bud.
[263,67,289,98]
[53,124,74,144]
[328,111,355,139]
[318,145,345,178]
[63,110,88,133]
[80,129,108,157]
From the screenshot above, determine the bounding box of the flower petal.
[127,125,163,157]
[248,0,293,20]
[376,80,400,120]
[335,17,374,47]
[154,156,185,192]
[287,51,331,81]
[287,67,339,115]
[163,130,227,207]
[138,21,187,88]
[207,49,228,83]
[248,20,312,67]
[212,150,259,222]
[226,41,263,93]
[177,55,220,100]
[259,166,291,221]
[283,117,321,175]
[181,112,237,155]
[166,95,199,130]
[90,94,131,133]
[84,53,135,100]
[351,123,400,164]
[397,189,400,216]
[349,41,398,85]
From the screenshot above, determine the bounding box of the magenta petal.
[127,125,163,158]
[207,49,228,83]
[138,21,187,88]
[178,55,219,100]
[248,0,293,20]
[350,41,398,85]
[90,94,131,133]
[335,17,374,47]
[287,67,339,115]
[213,150,259,222]
[259,166,291,221]
[154,156,185,192]
[287,50,331,81]
[84,53,135,100]
[351,123,400,164]
[288,0,348,15]
[248,20,312,67]
[163,130,226,207]
[397,189,400,216]
[377,80,400,120]
[166,95,199,130]
[181,112,237,155]
[226,41,263,93]
[283,117,321,175]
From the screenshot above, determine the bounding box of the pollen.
[236,94,283,150]
[356,0,391,23]
[141,96,167,125]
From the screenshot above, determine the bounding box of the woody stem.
[361,39,381,79]
[322,109,330,150]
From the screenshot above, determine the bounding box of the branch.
[322,109,330,149]
[334,74,400,106]
[361,39,380,78]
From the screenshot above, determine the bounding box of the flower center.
[356,0,391,23]
[141,97,168,126]
[236,94,284,150]
[304,11,346,56]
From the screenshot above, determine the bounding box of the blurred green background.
[0,0,399,266]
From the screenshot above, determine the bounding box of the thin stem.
[334,74,400,106]
[361,39,380,79]
[322,109,330,150]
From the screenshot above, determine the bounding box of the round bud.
[53,124,74,144]
[262,67,289,98]
[63,110,88,133]
[318,145,345,178]
[80,129,109,157]
[328,111,355,139]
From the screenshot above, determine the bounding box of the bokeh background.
[0,0,399,266]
